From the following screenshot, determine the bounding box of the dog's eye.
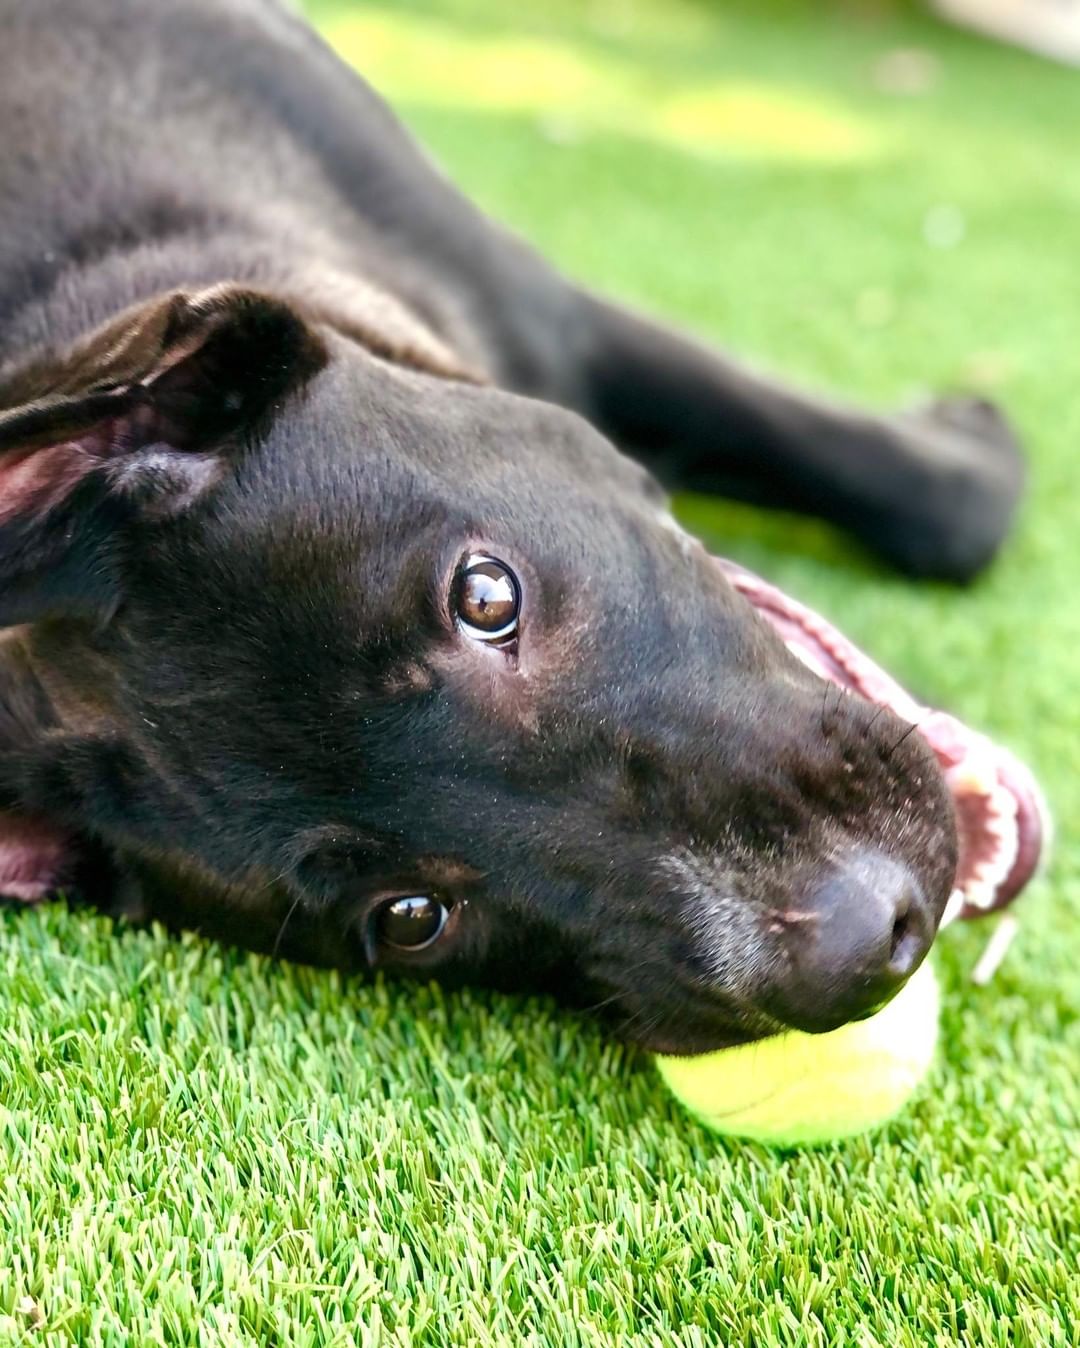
[454,554,520,644]
[374,894,449,950]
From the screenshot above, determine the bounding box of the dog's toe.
[923,394,1023,457]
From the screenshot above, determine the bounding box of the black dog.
[0,0,1023,1052]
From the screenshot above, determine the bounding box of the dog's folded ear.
[0,286,326,626]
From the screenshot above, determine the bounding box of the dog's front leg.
[573,293,1025,581]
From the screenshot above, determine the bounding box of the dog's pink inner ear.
[0,289,320,524]
[0,811,74,903]
[0,287,327,626]
[0,437,107,526]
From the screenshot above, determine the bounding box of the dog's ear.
[0,286,326,626]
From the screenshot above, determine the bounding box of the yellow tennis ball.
[656,961,940,1146]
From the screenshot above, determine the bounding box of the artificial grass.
[1,0,1078,1342]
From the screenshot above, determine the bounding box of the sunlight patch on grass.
[326,9,886,164]
[333,15,600,111]
[655,84,878,163]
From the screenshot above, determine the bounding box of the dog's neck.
[280,262,486,382]
[0,221,486,391]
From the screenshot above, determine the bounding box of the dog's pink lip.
[713,556,1048,922]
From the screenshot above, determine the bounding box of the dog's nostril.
[890,911,910,961]
[887,894,926,977]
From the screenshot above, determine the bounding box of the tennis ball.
[656,960,939,1147]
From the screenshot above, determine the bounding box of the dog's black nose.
[762,850,937,1033]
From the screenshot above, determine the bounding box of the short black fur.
[0,0,1019,1050]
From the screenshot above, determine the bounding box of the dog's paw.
[881,395,1026,582]
[0,811,74,904]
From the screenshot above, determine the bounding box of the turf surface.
[1,1,1078,1343]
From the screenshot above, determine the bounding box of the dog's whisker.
[889,718,925,757]
[864,703,889,735]
[578,954,666,1015]
[271,893,304,960]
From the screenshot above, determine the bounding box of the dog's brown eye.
[455,554,519,643]
[375,895,449,950]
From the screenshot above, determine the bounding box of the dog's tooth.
[946,751,999,798]
[940,887,968,928]
[961,877,999,912]
[785,640,832,680]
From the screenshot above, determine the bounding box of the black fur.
[0,0,1015,1050]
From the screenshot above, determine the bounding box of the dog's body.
[0,0,1023,1050]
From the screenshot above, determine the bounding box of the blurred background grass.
[0,1,1077,1343]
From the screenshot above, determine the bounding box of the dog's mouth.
[715,557,1047,924]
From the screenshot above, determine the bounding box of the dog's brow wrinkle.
[418,856,484,885]
[383,661,434,695]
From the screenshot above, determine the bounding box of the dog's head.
[0,287,957,1051]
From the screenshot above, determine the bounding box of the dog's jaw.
[716,557,1048,922]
